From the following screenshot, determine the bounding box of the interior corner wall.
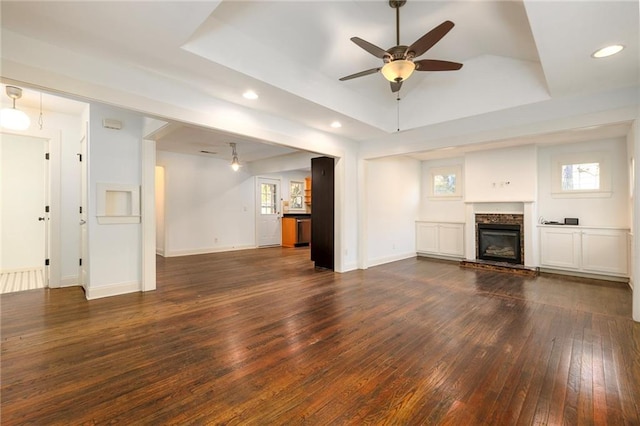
[631,119,639,323]
[156,151,256,256]
[365,156,421,267]
[339,153,358,272]
[155,166,165,255]
[1,105,84,287]
[86,103,143,298]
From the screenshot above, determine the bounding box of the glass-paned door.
[256,177,281,246]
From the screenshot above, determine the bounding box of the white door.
[79,125,88,288]
[256,177,281,247]
[0,133,49,282]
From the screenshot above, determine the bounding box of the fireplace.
[477,223,522,264]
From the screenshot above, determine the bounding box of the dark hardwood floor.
[2,248,639,424]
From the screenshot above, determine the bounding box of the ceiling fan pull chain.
[397,92,401,132]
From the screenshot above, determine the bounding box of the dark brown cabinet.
[311,156,334,270]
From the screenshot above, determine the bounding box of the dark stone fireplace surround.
[475,213,525,265]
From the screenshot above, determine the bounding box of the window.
[552,152,611,197]
[428,165,463,199]
[260,183,277,214]
[289,181,304,210]
[561,162,600,190]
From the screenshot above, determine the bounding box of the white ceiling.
[1,0,638,161]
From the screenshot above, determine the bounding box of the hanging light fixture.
[381,59,416,83]
[230,142,240,171]
[1,86,31,131]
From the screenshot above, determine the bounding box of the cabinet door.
[581,230,628,275]
[438,224,464,256]
[416,223,439,253]
[540,228,581,269]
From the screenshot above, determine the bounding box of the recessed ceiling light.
[243,90,258,100]
[592,44,624,58]
[330,121,342,128]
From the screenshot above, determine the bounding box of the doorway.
[256,177,281,247]
[0,133,49,293]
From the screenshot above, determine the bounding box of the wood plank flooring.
[1,248,639,424]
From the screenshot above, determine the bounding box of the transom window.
[561,162,600,191]
[552,151,611,198]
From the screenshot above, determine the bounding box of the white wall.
[538,138,629,227]
[87,103,143,298]
[365,156,421,267]
[157,151,256,256]
[419,157,466,222]
[465,144,538,202]
[155,166,165,255]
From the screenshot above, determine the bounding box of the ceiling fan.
[339,0,463,93]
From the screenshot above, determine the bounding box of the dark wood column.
[311,156,334,270]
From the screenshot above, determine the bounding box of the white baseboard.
[417,253,464,262]
[165,244,256,257]
[338,261,358,273]
[60,275,78,287]
[85,280,141,300]
[367,251,416,268]
[539,267,629,283]
[156,247,165,256]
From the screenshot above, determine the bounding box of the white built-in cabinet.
[416,222,465,259]
[539,225,629,277]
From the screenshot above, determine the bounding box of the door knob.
[38,217,45,221]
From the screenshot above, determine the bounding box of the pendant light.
[0,86,31,131]
[230,142,241,171]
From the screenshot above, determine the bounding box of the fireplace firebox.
[477,223,522,264]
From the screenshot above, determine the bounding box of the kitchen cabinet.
[416,221,465,259]
[539,225,629,277]
[282,216,311,248]
[304,177,311,206]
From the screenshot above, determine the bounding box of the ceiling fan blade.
[390,80,403,93]
[350,37,389,59]
[407,20,455,58]
[339,67,381,81]
[415,59,463,71]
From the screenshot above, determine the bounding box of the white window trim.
[428,165,463,200]
[551,151,612,198]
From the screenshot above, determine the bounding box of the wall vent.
[102,119,122,130]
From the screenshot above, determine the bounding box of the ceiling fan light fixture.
[591,44,624,58]
[1,86,31,131]
[381,60,416,82]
